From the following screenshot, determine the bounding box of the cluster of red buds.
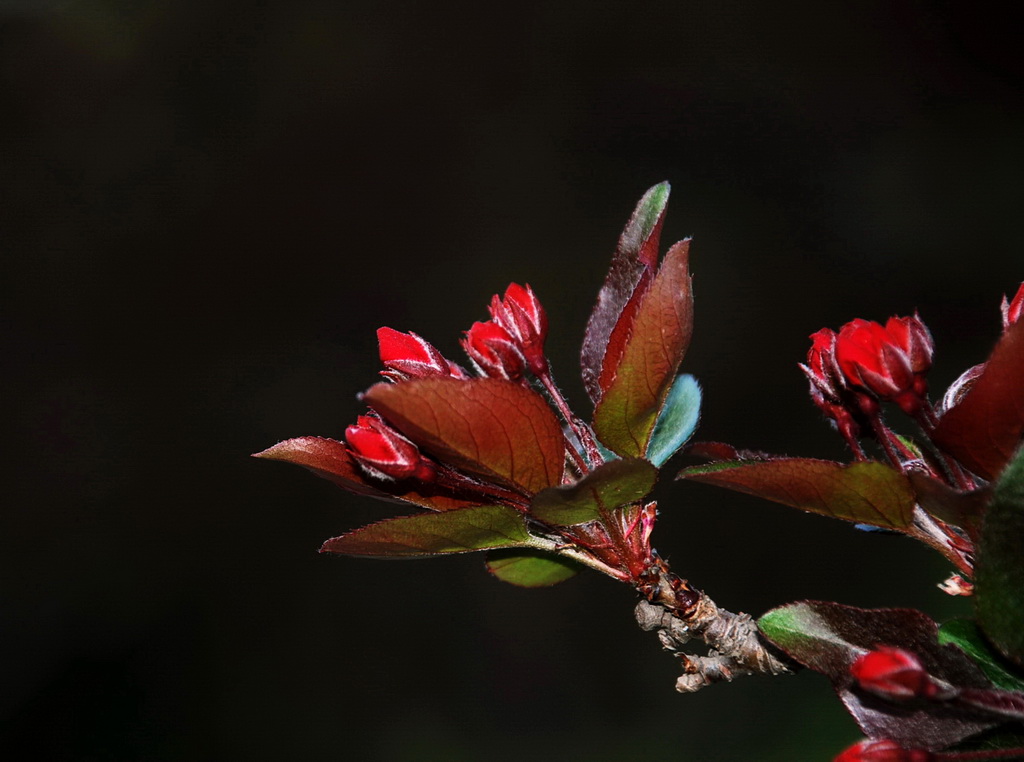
[803,282,1024,480]
[347,284,552,485]
[801,314,935,461]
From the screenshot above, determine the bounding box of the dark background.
[3,0,1022,759]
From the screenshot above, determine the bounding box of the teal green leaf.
[646,374,701,467]
[485,550,582,587]
[975,444,1024,666]
[938,619,1024,691]
[529,457,658,526]
[320,504,539,558]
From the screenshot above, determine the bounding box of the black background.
[3,1,1022,759]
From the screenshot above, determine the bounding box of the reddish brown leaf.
[931,318,1024,480]
[363,377,565,495]
[581,182,669,403]
[252,436,479,511]
[678,458,916,530]
[593,240,694,457]
[253,437,392,497]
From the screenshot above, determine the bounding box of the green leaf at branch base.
[485,550,582,587]
[320,504,541,558]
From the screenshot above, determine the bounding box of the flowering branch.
[257,183,1024,759]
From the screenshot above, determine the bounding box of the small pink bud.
[834,317,933,415]
[834,739,932,762]
[461,320,525,380]
[850,646,944,700]
[344,415,435,482]
[377,327,467,382]
[489,282,549,376]
[1002,282,1024,331]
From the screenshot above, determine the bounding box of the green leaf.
[938,619,1024,692]
[529,457,658,526]
[758,601,998,750]
[975,444,1024,666]
[581,182,671,403]
[485,550,582,587]
[678,458,916,530]
[252,436,481,511]
[320,504,540,557]
[364,377,565,495]
[646,374,701,467]
[931,318,1024,481]
[593,239,694,457]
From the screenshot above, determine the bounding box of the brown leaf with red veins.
[252,436,480,511]
[593,240,694,457]
[364,377,565,495]
[931,317,1024,481]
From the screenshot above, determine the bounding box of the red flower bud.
[344,415,435,482]
[803,328,845,400]
[801,328,866,446]
[377,327,467,382]
[850,646,947,700]
[834,739,932,762]
[461,320,526,380]
[834,316,933,415]
[489,282,549,376]
[884,315,933,375]
[1002,282,1024,332]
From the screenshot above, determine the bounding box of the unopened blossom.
[833,738,931,762]
[345,415,436,482]
[489,282,549,376]
[834,316,934,415]
[461,320,526,380]
[850,646,948,700]
[377,327,467,382]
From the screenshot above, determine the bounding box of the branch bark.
[635,560,793,692]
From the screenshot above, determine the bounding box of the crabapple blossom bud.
[377,327,468,382]
[833,739,932,762]
[461,320,526,380]
[850,646,946,700]
[344,415,435,482]
[801,328,865,446]
[1002,282,1024,331]
[834,317,933,416]
[489,282,549,375]
[804,328,845,400]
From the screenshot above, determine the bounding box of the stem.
[917,404,978,492]
[538,371,604,468]
[634,558,793,691]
